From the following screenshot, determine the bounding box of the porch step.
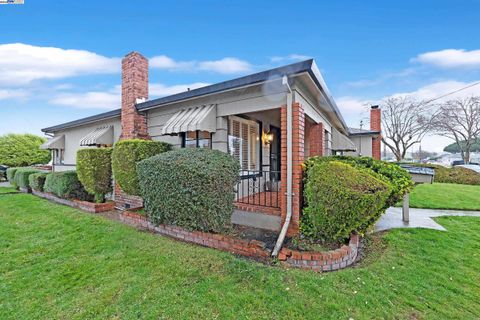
[231,209,282,231]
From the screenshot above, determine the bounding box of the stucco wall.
[346,136,373,157]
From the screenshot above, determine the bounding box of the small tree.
[77,148,113,203]
[0,134,51,166]
[381,97,432,161]
[432,96,480,164]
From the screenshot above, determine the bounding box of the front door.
[269,126,281,181]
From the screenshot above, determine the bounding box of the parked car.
[457,164,480,173]
[0,165,8,181]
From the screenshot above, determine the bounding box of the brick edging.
[278,234,360,271]
[31,190,115,213]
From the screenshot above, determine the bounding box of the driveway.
[376,207,480,232]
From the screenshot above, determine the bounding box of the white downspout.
[272,76,293,257]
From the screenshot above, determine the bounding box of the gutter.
[272,76,293,257]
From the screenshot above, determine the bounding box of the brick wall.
[308,122,324,157]
[370,106,381,160]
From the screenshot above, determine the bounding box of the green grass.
[1,191,480,319]
[409,182,480,211]
[0,187,18,194]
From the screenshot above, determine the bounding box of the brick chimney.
[120,52,150,140]
[370,105,381,160]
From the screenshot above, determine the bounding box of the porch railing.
[235,170,281,208]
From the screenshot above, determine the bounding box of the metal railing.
[235,170,281,208]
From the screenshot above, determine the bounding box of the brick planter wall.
[32,190,115,213]
[278,234,360,271]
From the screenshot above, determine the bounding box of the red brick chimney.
[370,105,381,160]
[120,52,150,140]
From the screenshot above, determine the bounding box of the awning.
[161,104,216,135]
[331,128,357,152]
[40,135,65,150]
[79,126,114,146]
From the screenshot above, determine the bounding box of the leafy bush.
[400,163,480,185]
[77,148,113,203]
[305,156,413,207]
[137,148,240,233]
[302,161,391,243]
[6,167,19,187]
[29,172,48,192]
[14,168,40,189]
[112,139,172,196]
[44,171,92,201]
[0,134,51,167]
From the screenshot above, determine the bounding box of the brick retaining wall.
[32,190,115,213]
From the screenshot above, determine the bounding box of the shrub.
[14,168,40,189]
[29,172,48,192]
[400,163,480,185]
[112,139,172,196]
[0,134,51,167]
[77,148,113,203]
[302,161,391,243]
[137,148,240,233]
[6,167,19,187]
[305,156,413,207]
[44,171,92,201]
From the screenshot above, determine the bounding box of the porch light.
[262,131,274,145]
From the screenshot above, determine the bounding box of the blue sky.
[1,0,480,151]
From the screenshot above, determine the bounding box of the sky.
[1,0,480,152]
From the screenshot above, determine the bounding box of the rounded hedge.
[14,168,41,189]
[112,139,172,196]
[302,161,391,243]
[44,171,92,201]
[137,148,240,233]
[0,133,51,167]
[29,172,48,192]
[77,148,113,203]
[6,167,19,188]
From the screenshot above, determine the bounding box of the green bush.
[302,161,391,243]
[137,148,240,233]
[14,168,40,189]
[6,167,19,187]
[77,148,113,203]
[112,139,172,196]
[0,134,51,167]
[305,156,413,207]
[400,163,480,185]
[44,171,92,201]
[28,172,48,192]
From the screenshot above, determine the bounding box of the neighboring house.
[40,52,381,234]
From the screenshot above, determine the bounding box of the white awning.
[40,135,65,150]
[79,126,114,146]
[332,128,357,152]
[161,104,216,135]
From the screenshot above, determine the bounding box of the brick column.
[370,105,381,160]
[280,102,305,236]
[308,122,324,157]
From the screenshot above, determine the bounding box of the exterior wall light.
[262,131,274,145]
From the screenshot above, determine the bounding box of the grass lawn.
[0,187,18,194]
[409,182,480,211]
[1,192,480,319]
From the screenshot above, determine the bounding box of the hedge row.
[14,168,41,189]
[400,163,480,185]
[29,172,48,192]
[44,171,92,201]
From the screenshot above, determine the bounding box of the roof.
[348,127,380,136]
[42,59,348,133]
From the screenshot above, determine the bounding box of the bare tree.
[432,96,480,164]
[381,97,432,161]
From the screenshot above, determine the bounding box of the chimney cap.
[371,105,379,109]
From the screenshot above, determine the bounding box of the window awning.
[40,135,65,150]
[161,104,216,135]
[79,126,114,146]
[331,128,357,152]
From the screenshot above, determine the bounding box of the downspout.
[272,76,293,257]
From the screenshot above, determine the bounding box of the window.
[182,131,212,149]
[324,130,332,156]
[228,116,260,172]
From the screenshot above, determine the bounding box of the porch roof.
[40,135,65,150]
[332,128,357,152]
[161,104,217,135]
[79,126,114,146]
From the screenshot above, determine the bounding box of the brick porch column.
[370,105,381,160]
[280,102,305,236]
[308,122,324,157]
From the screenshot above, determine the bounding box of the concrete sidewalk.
[375,207,480,232]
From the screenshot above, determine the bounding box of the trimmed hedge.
[112,139,172,196]
[400,163,480,185]
[77,148,113,203]
[44,171,92,201]
[0,133,51,167]
[302,161,391,243]
[28,172,48,192]
[305,156,413,207]
[14,168,40,189]
[6,167,18,187]
[137,148,240,233]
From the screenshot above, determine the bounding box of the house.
[40,52,381,235]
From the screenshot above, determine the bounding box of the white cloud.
[149,55,195,70]
[413,49,480,69]
[270,54,311,63]
[0,89,29,100]
[50,91,119,109]
[150,55,252,74]
[149,82,210,97]
[0,43,119,85]
[390,80,480,102]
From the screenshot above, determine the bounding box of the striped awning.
[40,135,65,150]
[332,128,357,152]
[79,126,114,146]
[161,104,216,135]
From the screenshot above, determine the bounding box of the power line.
[426,81,480,103]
